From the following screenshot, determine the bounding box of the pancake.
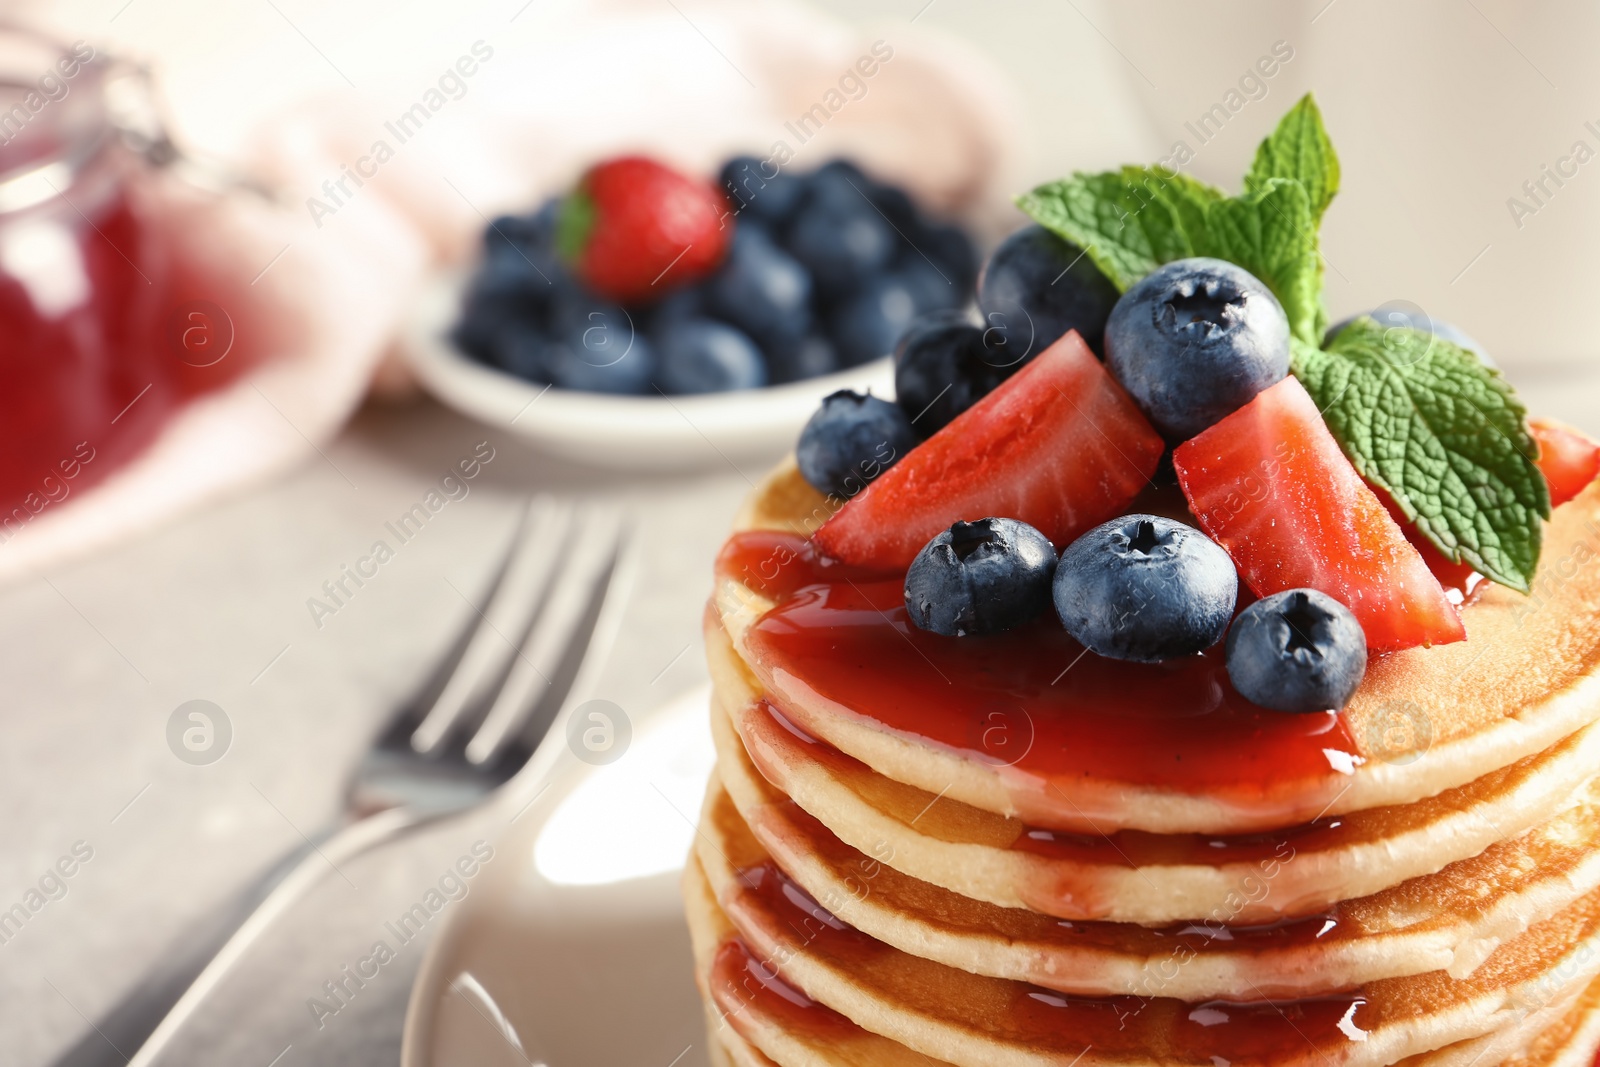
[698,766,1600,1000]
[686,854,949,1067]
[1499,974,1600,1067]
[716,461,1600,836]
[699,828,1600,1067]
[687,852,1600,1067]
[692,449,1600,1064]
[1391,987,1598,1067]
[710,615,1600,924]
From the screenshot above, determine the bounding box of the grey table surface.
[3,370,1597,1067]
[0,396,762,1067]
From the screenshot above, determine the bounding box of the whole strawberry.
[557,156,731,303]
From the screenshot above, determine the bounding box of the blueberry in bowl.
[702,225,812,348]
[719,155,806,227]
[447,153,979,399]
[654,319,767,395]
[785,196,898,301]
[543,332,659,395]
[765,333,840,386]
[417,153,983,469]
[828,274,923,370]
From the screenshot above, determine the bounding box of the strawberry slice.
[1531,417,1600,507]
[1372,485,1479,602]
[1174,377,1464,652]
[814,331,1163,571]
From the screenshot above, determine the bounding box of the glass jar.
[0,26,252,530]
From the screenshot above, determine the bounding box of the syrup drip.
[721,848,1373,1061]
[718,530,1363,833]
[768,775,1349,946]
[708,938,860,1045]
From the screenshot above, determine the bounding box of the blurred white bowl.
[401,271,895,471]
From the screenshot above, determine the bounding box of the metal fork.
[52,496,637,1067]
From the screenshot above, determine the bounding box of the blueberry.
[495,329,554,383]
[766,333,839,384]
[816,159,870,182]
[867,181,917,231]
[896,256,962,314]
[785,202,896,297]
[483,202,563,282]
[829,275,920,367]
[720,156,805,226]
[479,256,552,301]
[460,243,560,329]
[912,219,979,296]
[804,159,874,212]
[704,227,813,345]
[728,218,774,247]
[654,318,767,394]
[1326,306,1496,369]
[1225,589,1368,712]
[484,200,556,254]
[978,224,1119,361]
[452,258,562,365]
[795,389,917,498]
[1053,515,1237,663]
[643,285,704,332]
[545,279,626,335]
[544,332,657,394]
[479,237,555,291]
[1104,257,1290,442]
[452,285,537,364]
[893,311,1003,435]
[905,518,1057,636]
[553,305,654,394]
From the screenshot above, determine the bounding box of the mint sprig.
[1245,93,1341,223]
[1016,100,1333,346]
[1204,178,1320,345]
[1015,92,1550,591]
[1293,321,1548,592]
[1014,167,1220,291]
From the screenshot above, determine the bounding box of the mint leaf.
[1291,320,1549,592]
[1016,167,1221,290]
[1019,167,1323,344]
[1133,166,1222,250]
[1246,93,1340,223]
[1198,178,1320,345]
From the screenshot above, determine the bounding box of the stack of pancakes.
[686,460,1600,1067]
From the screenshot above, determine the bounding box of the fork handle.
[49,808,419,1067]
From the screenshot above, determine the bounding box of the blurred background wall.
[38,0,1600,378]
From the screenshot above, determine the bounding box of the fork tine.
[463,506,625,766]
[410,496,574,755]
[490,520,641,800]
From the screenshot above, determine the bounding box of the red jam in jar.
[0,29,255,531]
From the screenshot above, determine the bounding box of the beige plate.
[400,685,717,1067]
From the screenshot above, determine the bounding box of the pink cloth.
[5,0,1020,583]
